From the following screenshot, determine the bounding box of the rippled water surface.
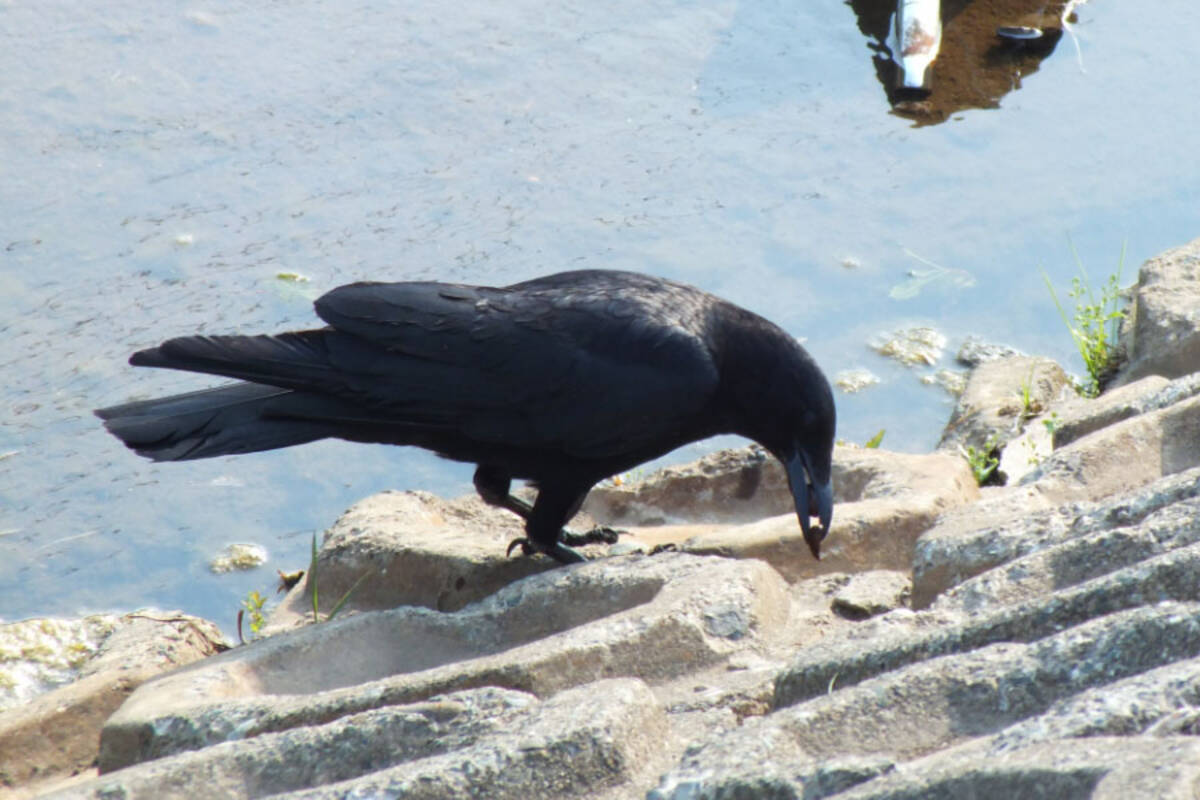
[2,0,1197,629]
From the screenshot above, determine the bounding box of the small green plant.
[1023,438,1042,468]
[1043,241,1127,398]
[961,435,1002,486]
[308,533,370,624]
[864,429,886,449]
[1017,366,1041,420]
[1042,411,1060,437]
[238,590,267,644]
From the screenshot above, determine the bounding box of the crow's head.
[724,321,836,559]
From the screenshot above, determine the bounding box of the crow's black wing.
[309,274,721,458]
[129,273,721,460]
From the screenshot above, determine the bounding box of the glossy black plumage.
[97,269,836,561]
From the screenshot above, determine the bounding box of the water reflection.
[848,0,1076,125]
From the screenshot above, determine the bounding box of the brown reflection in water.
[848,0,1074,126]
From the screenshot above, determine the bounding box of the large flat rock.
[46,680,666,800]
[96,552,788,777]
[620,446,980,584]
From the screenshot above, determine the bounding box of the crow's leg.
[517,482,591,564]
[473,465,533,519]
[474,466,622,559]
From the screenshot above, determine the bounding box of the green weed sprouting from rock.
[1042,242,1127,398]
[961,436,1002,486]
[237,590,267,644]
[309,533,370,625]
[1042,411,1060,437]
[1017,365,1042,420]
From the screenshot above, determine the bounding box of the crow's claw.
[505,537,587,564]
[505,537,534,558]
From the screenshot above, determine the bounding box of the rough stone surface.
[1114,235,1200,386]
[937,356,1071,454]
[832,737,1200,800]
[913,466,1200,609]
[49,681,666,800]
[955,336,1024,367]
[0,613,225,797]
[913,388,1200,608]
[584,444,976,525]
[583,446,794,526]
[831,571,911,620]
[1049,374,1171,447]
[677,448,977,583]
[98,553,787,772]
[268,490,556,626]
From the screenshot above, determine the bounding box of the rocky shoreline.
[3,235,1198,799]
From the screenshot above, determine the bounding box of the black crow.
[96,270,836,562]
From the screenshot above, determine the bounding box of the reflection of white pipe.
[1062,0,1088,73]
[889,0,942,90]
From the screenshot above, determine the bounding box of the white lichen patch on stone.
[835,369,881,394]
[210,543,268,573]
[0,614,120,710]
[872,326,947,366]
[921,368,968,396]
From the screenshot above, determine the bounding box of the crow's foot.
[559,525,625,547]
[505,537,587,564]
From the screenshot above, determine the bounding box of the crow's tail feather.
[95,382,337,461]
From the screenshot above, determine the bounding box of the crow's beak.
[785,451,834,559]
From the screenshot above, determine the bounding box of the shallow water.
[2,0,1197,630]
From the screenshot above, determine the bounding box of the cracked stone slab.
[989,657,1200,749]
[913,465,1200,608]
[98,552,787,772]
[833,736,1200,800]
[43,686,534,799]
[664,603,1200,798]
[930,492,1200,613]
[1018,393,1200,504]
[1049,374,1171,448]
[777,544,1200,707]
[776,603,1200,763]
[47,680,665,800]
[647,717,894,800]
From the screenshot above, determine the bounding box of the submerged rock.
[955,335,1024,367]
[209,543,268,573]
[871,326,947,367]
[835,368,881,394]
